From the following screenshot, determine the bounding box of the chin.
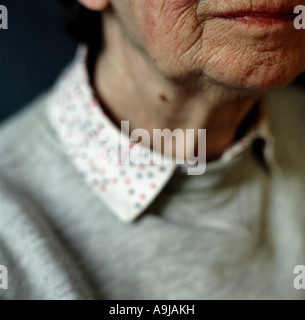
[203,50,305,93]
[155,60,303,94]
[211,66,302,92]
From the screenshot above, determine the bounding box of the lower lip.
[217,15,295,27]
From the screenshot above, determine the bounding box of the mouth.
[214,11,296,26]
[208,3,297,27]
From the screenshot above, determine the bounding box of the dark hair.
[55,0,102,51]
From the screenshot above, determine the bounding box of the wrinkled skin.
[110,0,305,91]
[85,0,305,160]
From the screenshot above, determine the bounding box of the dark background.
[0,0,77,123]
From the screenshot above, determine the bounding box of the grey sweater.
[1,84,305,300]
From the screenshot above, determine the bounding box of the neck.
[93,11,262,161]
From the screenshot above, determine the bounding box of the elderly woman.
[0,0,305,300]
